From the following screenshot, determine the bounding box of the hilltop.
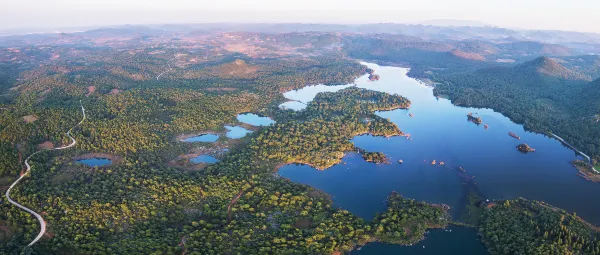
[514,56,590,80]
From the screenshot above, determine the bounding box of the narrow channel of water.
[225,125,252,139]
[237,113,275,126]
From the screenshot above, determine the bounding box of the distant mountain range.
[3,23,600,48]
[417,19,491,27]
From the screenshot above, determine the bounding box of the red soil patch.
[23,115,38,123]
[37,141,54,150]
[0,225,13,240]
[130,74,144,80]
[450,49,486,61]
[109,88,122,95]
[86,86,96,97]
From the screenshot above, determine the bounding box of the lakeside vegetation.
[479,198,600,255]
[371,192,450,245]
[0,45,430,255]
[433,58,600,166]
[360,151,390,164]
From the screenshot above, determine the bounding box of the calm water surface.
[351,225,488,255]
[76,158,112,167]
[237,113,275,126]
[190,155,220,164]
[279,101,307,111]
[278,62,600,254]
[182,134,219,143]
[225,125,252,139]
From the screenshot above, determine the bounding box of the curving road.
[156,56,177,81]
[551,133,599,173]
[5,101,86,246]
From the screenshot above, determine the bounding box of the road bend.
[5,101,86,246]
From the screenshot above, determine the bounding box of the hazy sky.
[1,0,599,33]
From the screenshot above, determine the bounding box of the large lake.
[278,62,600,254]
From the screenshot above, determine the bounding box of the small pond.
[225,125,252,139]
[190,155,220,164]
[237,113,275,126]
[76,158,112,167]
[182,134,220,143]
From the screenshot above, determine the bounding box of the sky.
[1,0,599,33]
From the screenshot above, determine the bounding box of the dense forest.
[0,41,438,255]
[371,192,449,245]
[480,198,600,255]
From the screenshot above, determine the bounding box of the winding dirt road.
[4,101,86,246]
[156,56,178,81]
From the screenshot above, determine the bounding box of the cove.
[350,225,487,255]
[237,113,275,126]
[279,101,307,111]
[76,158,112,167]
[190,155,220,164]
[182,134,219,143]
[225,125,252,139]
[278,62,600,253]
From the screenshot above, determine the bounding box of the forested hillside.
[480,198,600,255]
[434,57,600,164]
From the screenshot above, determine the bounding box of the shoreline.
[572,160,600,183]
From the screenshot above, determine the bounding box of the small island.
[516,143,535,153]
[509,132,520,140]
[361,151,390,164]
[467,113,482,124]
[371,192,450,245]
[367,68,380,81]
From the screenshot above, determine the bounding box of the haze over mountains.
[1,22,599,156]
[3,22,600,47]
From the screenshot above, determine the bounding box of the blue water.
[190,155,220,164]
[183,134,219,143]
[282,83,355,105]
[280,152,461,220]
[237,113,275,126]
[225,125,252,139]
[351,225,488,255]
[76,158,112,167]
[278,62,600,254]
[279,101,308,111]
